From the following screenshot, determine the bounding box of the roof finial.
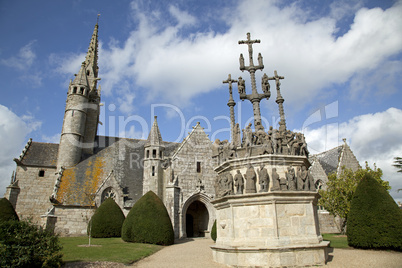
[97,14,100,25]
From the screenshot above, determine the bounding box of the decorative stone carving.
[245,164,257,193]
[297,166,303,190]
[258,164,269,192]
[50,167,64,202]
[261,73,270,94]
[271,168,280,191]
[286,165,297,190]
[234,170,244,195]
[216,172,234,197]
[237,76,245,95]
[300,166,308,190]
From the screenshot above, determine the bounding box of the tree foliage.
[347,173,402,251]
[393,157,402,173]
[318,163,390,232]
[0,198,19,223]
[121,191,174,245]
[88,198,125,238]
[0,220,63,267]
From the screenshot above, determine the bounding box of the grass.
[322,233,350,248]
[60,237,163,264]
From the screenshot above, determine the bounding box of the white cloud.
[1,40,37,70]
[47,1,402,114]
[0,105,41,196]
[91,0,402,112]
[305,107,402,202]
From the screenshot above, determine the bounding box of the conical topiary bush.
[88,197,125,238]
[0,198,19,222]
[211,220,217,242]
[347,173,402,251]
[122,191,174,245]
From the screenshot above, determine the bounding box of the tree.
[393,157,402,173]
[347,173,402,251]
[318,163,390,233]
[0,198,19,223]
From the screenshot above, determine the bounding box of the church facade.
[4,23,360,237]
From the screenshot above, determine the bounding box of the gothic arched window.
[101,187,116,203]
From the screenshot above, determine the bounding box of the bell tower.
[57,21,101,169]
[143,116,165,198]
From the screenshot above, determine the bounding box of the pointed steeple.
[72,21,99,92]
[146,116,163,146]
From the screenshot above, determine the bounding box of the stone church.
[4,23,360,237]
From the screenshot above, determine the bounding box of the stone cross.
[269,70,286,132]
[223,74,238,144]
[238,33,269,131]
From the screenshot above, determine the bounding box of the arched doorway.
[185,200,209,237]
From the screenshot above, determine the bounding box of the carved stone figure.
[300,133,309,156]
[227,172,234,195]
[258,164,269,192]
[234,170,244,194]
[296,166,303,190]
[286,166,296,190]
[261,73,270,94]
[300,166,308,190]
[243,123,254,156]
[238,76,245,95]
[279,177,288,190]
[217,172,233,197]
[245,164,257,193]
[271,168,280,191]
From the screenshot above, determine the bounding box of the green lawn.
[60,237,162,264]
[322,233,350,248]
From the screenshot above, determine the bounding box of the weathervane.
[237,33,271,131]
[223,74,238,143]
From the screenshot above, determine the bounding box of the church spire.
[72,20,99,92]
[146,116,163,146]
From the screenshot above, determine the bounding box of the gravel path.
[64,238,402,267]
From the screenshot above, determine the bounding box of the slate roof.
[19,142,59,167]
[55,136,180,207]
[311,145,342,175]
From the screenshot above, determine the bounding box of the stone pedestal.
[211,192,329,267]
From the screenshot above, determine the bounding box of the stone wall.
[318,211,342,233]
[53,206,95,236]
[14,165,55,225]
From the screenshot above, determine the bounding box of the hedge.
[122,191,174,245]
[347,173,402,251]
[88,198,125,238]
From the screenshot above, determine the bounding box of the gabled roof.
[17,142,59,167]
[311,140,361,176]
[171,122,211,159]
[312,146,342,175]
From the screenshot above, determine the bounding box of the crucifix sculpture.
[238,33,270,131]
[223,74,238,143]
[269,70,286,132]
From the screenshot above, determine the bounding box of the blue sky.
[1,0,402,201]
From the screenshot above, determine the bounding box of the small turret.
[143,116,165,198]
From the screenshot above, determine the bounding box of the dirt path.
[64,238,402,267]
